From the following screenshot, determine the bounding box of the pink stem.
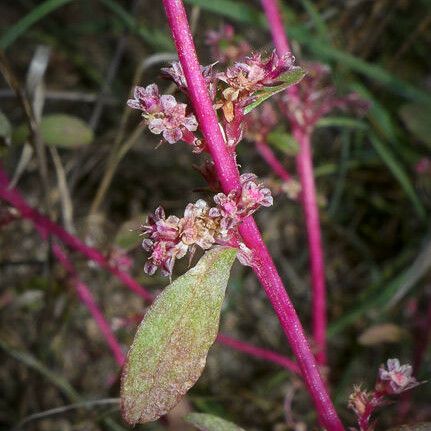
[52,243,125,365]
[217,334,299,374]
[0,165,301,373]
[255,139,291,182]
[261,0,327,365]
[0,167,152,303]
[294,129,327,365]
[0,169,125,364]
[161,1,343,429]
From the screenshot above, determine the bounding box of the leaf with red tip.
[120,247,237,425]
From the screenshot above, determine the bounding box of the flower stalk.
[255,138,291,182]
[52,243,126,366]
[261,0,328,365]
[161,1,344,429]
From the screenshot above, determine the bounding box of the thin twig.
[13,398,120,431]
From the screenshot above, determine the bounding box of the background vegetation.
[1,0,430,429]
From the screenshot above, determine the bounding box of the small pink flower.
[240,173,273,213]
[140,174,272,276]
[127,84,160,112]
[142,206,180,242]
[219,51,297,93]
[280,62,369,131]
[378,358,421,394]
[180,199,216,249]
[144,241,176,276]
[127,84,198,144]
[210,191,241,235]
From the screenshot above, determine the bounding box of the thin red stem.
[217,334,299,373]
[0,168,152,302]
[52,244,125,365]
[0,169,125,364]
[161,1,343,429]
[261,0,328,365]
[0,165,299,373]
[294,129,327,365]
[255,139,291,182]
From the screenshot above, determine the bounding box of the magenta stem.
[0,168,125,365]
[261,0,328,365]
[161,1,343,429]
[255,139,291,182]
[52,243,125,365]
[217,334,299,374]
[294,129,327,365]
[0,167,152,303]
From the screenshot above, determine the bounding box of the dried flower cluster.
[280,62,369,132]
[141,173,273,276]
[348,358,423,431]
[127,84,198,145]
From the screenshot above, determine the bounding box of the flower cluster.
[219,51,296,94]
[348,358,423,431]
[141,174,272,276]
[129,50,299,152]
[280,62,369,132]
[205,24,250,64]
[127,84,198,145]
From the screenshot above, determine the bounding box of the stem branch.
[161,1,343,428]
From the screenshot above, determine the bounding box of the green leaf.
[369,133,426,220]
[13,114,94,149]
[121,247,237,425]
[316,116,368,131]
[0,0,73,50]
[186,413,246,431]
[267,129,299,156]
[400,103,431,147]
[244,68,305,115]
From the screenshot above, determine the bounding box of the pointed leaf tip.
[121,247,237,425]
[244,68,305,115]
